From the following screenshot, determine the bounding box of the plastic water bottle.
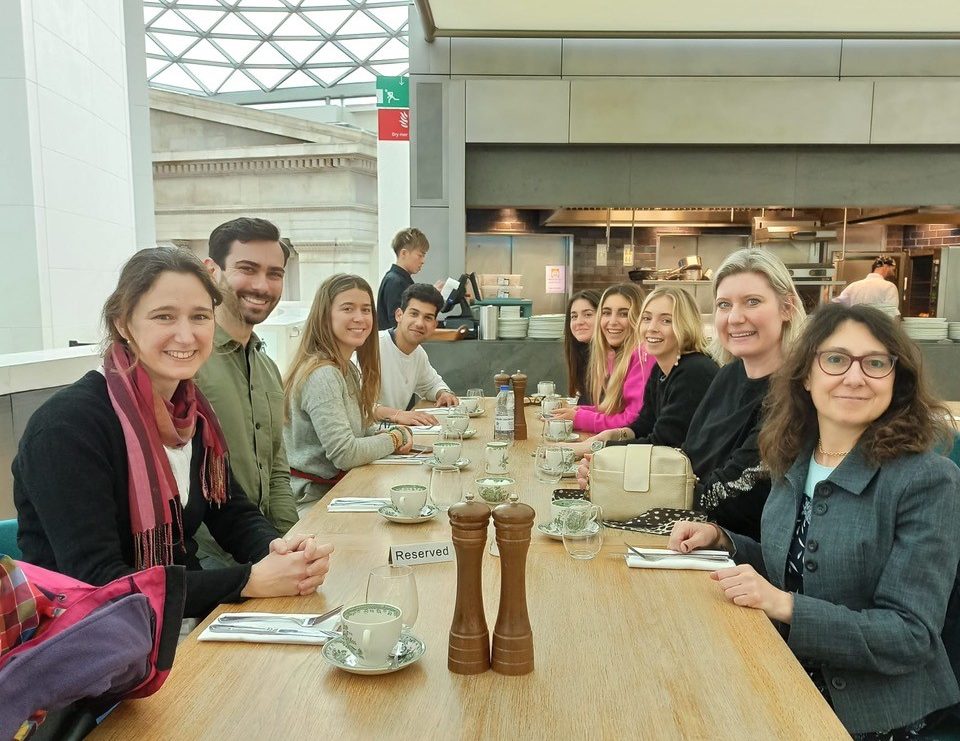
[494,385,514,441]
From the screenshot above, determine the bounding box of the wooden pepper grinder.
[491,492,535,675]
[510,370,527,440]
[448,493,492,674]
[493,369,511,397]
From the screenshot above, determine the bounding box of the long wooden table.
[95,402,847,739]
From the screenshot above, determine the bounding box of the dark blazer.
[731,443,960,734]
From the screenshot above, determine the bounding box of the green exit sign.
[376,76,408,108]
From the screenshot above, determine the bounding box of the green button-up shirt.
[196,324,298,534]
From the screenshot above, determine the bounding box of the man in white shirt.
[834,256,900,315]
[373,284,459,426]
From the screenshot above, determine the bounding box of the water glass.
[430,464,462,511]
[466,388,485,414]
[366,565,419,630]
[541,394,563,418]
[535,445,565,484]
[444,411,470,437]
[561,504,604,560]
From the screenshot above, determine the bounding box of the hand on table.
[243,541,335,598]
[667,521,725,553]
[395,426,414,454]
[550,407,577,422]
[435,391,459,407]
[576,453,592,490]
[710,565,794,623]
[394,409,439,426]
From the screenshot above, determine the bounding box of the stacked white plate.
[497,317,529,339]
[527,314,565,339]
[902,317,948,342]
[948,322,960,342]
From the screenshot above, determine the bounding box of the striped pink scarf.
[103,342,227,569]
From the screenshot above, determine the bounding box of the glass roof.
[143,0,409,102]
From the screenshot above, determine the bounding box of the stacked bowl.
[948,322,960,342]
[527,314,565,339]
[902,317,948,342]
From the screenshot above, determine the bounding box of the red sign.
[378,108,409,141]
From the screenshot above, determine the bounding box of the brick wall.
[570,227,657,293]
[902,223,960,249]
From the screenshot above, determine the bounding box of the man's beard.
[221,281,276,326]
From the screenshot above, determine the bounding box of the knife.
[625,544,731,562]
[208,624,340,638]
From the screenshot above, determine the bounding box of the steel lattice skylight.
[143,0,409,101]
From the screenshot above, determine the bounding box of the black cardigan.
[13,371,280,618]
[621,352,718,448]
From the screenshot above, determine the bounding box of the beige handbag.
[588,444,697,520]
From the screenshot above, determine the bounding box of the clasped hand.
[242,534,335,599]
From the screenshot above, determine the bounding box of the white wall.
[0,0,139,351]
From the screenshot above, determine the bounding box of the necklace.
[817,439,850,458]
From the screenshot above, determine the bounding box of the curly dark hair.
[759,303,952,479]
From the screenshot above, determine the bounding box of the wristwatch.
[590,440,606,452]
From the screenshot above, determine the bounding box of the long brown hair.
[283,274,380,426]
[759,303,951,478]
[588,283,646,414]
[102,245,222,360]
[564,289,601,397]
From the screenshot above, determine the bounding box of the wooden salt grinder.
[491,493,535,675]
[448,493,492,674]
[510,370,527,440]
[493,369,511,396]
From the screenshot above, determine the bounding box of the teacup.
[460,396,480,414]
[551,498,590,531]
[543,417,573,441]
[484,441,509,474]
[340,603,403,667]
[538,381,556,397]
[443,412,470,436]
[545,446,574,470]
[432,440,462,466]
[541,395,563,417]
[390,484,428,517]
[475,476,515,505]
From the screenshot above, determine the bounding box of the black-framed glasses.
[816,351,897,379]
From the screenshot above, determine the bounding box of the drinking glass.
[366,565,419,630]
[561,504,604,560]
[430,464,462,511]
[535,445,565,484]
[466,388,485,415]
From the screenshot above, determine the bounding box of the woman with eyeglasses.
[670,303,960,738]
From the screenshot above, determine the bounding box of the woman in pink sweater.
[553,283,656,433]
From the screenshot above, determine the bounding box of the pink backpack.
[0,559,185,739]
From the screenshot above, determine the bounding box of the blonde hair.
[283,274,380,426]
[588,283,646,415]
[639,286,709,356]
[709,248,806,365]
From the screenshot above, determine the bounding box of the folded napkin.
[625,548,735,572]
[369,452,432,465]
[327,497,390,512]
[198,612,340,645]
[410,425,442,434]
[417,407,448,415]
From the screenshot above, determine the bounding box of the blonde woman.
[553,283,656,433]
[283,274,412,511]
[576,286,718,450]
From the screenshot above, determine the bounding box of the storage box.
[481,284,524,298]
[477,274,522,288]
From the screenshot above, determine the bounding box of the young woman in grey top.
[283,274,412,510]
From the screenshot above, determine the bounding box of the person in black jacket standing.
[376,227,430,330]
[13,246,334,619]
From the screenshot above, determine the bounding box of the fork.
[209,624,340,638]
[217,603,343,628]
[625,544,731,562]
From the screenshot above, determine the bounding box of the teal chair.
[0,518,20,559]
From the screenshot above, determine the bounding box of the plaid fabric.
[0,556,43,657]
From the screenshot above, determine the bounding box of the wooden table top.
[95,400,847,740]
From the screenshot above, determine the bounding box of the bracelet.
[387,428,404,451]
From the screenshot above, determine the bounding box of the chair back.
[0,519,20,559]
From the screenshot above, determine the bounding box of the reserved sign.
[390,541,454,566]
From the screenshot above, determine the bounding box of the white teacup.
[340,603,403,667]
[443,412,470,436]
[544,417,573,441]
[460,396,480,413]
[484,441,509,474]
[475,476,515,505]
[541,395,563,417]
[432,440,462,466]
[551,498,590,530]
[545,446,574,470]
[538,381,556,397]
[390,484,428,517]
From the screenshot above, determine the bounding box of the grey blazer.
[730,444,960,735]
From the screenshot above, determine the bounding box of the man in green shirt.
[194,217,299,566]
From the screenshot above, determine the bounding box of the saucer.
[322,632,425,675]
[537,521,601,540]
[425,457,470,469]
[378,504,439,523]
[545,434,580,443]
